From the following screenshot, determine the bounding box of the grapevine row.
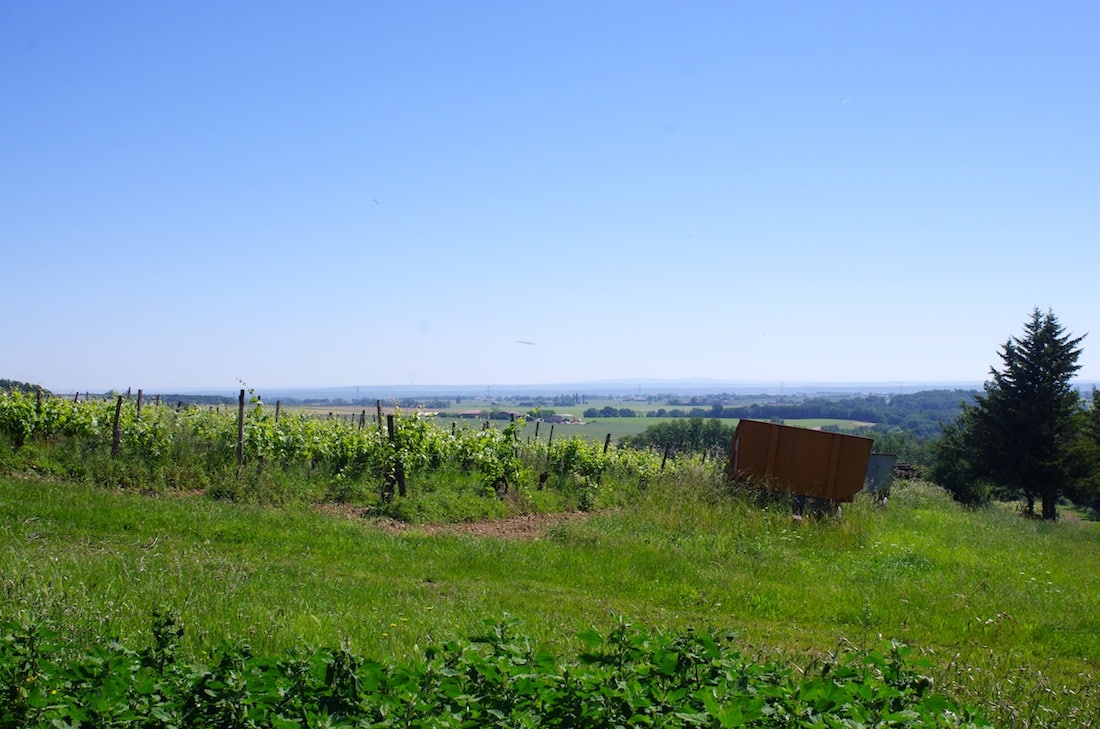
[0,390,667,513]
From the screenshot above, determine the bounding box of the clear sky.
[3,1,1098,393]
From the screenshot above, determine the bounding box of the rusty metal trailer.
[727,419,874,503]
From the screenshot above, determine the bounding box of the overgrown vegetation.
[0,389,659,520]
[0,614,992,728]
[1,474,1097,726]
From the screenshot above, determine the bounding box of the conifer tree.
[967,309,1085,519]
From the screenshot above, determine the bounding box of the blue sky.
[3,1,1098,393]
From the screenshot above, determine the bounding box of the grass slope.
[1,473,1098,725]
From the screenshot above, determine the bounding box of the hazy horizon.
[28,377,1000,401]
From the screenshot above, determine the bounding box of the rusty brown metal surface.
[727,419,874,502]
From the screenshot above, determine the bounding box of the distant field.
[785,418,874,431]
[284,400,874,444]
[534,416,678,443]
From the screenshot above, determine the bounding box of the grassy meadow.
[2,470,1097,726]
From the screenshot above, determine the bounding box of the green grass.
[2,473,1098,725]
[542,416,681,442]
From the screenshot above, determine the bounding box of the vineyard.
[0,389,666,521]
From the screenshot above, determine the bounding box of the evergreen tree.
[930,405,991,505]
[956,309,1085,519]
[1068,388,1100,512]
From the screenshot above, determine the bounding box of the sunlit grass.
[1,473,1098,725]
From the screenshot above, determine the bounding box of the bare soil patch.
[316,504,592,540]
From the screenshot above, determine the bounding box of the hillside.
[1,472,1096,726]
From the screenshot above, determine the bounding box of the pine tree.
[968,309,1085,519]
[1067,388,1100,511]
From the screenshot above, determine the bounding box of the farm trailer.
[726,419,878,510]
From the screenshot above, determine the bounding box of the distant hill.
[217,380,987,403]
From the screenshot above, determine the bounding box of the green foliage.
[583,405,637,418]
[1067,388,1100,513]
[0,379,47,396]
[2,474,1098,726]
[929,407,995,506]
[621,417,734,458]
[659,390,977,439]
[0,615,991,728]
[0,392,662,521]
[932,309,1085,518]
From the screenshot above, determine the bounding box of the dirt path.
[316,505,593,539]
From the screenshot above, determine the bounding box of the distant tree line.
[0,382,236,407]
[644,390,977,439]
[621,418,735,457]
[584,406,637,418]
[0,379,46,395]
[287,397,453,409]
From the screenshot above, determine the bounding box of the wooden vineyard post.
[661,444,671,471]
[275,400,281,422]
[359,410,366,430]
[154,394,160,407]
[111,395,123,458]
[35,388,42,417]
[73,391,79,403]
[376,400,384,437]
[537,423,556,490]
[386,414,406,498]
[534,420,540,439]
[603,433,611,454]
[545,423,555,466]
[136,389,144,420]
[236,388,245,475]
[510,413,518,458]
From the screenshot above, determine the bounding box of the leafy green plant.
[0,393,666,521]
[0,614,993,728]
